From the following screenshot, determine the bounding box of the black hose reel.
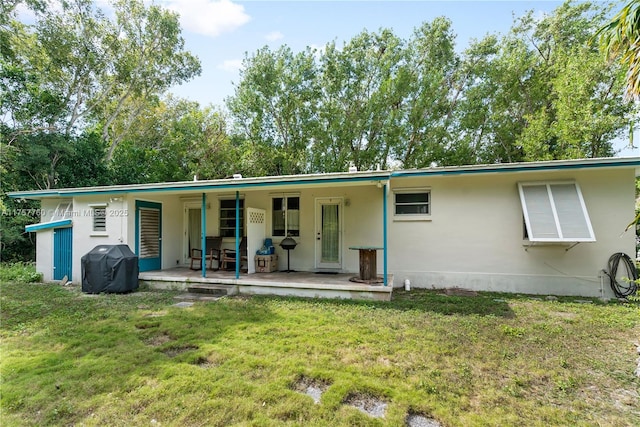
[604,253,638,299]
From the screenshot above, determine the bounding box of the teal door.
[135,201,162,272]
[53,227,72,280]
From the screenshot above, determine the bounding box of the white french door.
[183,203,202,265]
[315,198,343,269]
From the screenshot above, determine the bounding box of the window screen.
[395,192,430,215]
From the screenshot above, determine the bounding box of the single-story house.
[8,157,640,299]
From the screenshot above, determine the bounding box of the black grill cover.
[81,245,139,294]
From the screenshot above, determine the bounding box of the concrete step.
[186,284,231,296]
[174,293,223,302]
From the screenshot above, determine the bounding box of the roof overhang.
[7,157,640,201]
[8,171,392,200]
[25,219,72,232]
[391,157,640,179]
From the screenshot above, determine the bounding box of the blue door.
[53,227,72,280]
[136,201,162,271]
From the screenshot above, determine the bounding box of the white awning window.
[517,182,595,242]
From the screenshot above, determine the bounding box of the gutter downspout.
[201,193,207,278]
[383,183,388,286]
[235,190,240,279]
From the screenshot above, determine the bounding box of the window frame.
[88,203,108,235]
[517,181,595,243]
[50,200,73,222]
[92,207,107,232]
[271,195,300,237]
[393,188,431,221]
[219,197,245,238]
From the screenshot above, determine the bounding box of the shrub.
[0,262,43,283]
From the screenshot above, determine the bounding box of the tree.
[2,0,201,159]
[516,1,631,159]
[390,18,461,168]
[458,1,632,162]
[597,0,640,99]
[227,2,631,171]
[110,96,236,184]
[228,46,319,175]
[310,29,406,172]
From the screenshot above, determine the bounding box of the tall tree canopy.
[598,0,640,98]
[227,0,635,173]
[1,0,201,159]
[110,96,237,184]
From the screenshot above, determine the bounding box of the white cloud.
[265,31,284,42]
[218,59,243,72]
[162,0,250,37]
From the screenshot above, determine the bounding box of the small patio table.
[348,246,383,283]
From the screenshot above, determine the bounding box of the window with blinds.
[518,182,595,242]
[139,208,160,258]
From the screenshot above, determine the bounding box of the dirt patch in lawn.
[144,332,172,346]
[406,412,443,427]
[192,356,214,368]
[162,344,198,358]
[291,376,331,404]
[550,311,578,320]
[344,392,387,418]
[444,287,478,297]
[135,320,161,330]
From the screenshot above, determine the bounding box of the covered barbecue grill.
[81,245,139,294]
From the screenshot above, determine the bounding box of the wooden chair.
[190,236,222,270]
[221,236,248,271]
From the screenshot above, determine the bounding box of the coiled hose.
[605,253,638,298]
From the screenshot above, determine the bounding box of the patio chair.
[190,236,222,270]
[221,236,248,271]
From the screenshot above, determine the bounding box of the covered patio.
[139,268,394,301]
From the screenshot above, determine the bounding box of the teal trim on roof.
[25,219,72,232]
[390,158,640,178]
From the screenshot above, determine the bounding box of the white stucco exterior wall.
[243,185,383,273]
[387,168,636,297]
[22,160,636,298]
[67,196,130,282]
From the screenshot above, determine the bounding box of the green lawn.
[1,282,639,426]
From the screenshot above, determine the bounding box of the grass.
[1,282,639,426]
